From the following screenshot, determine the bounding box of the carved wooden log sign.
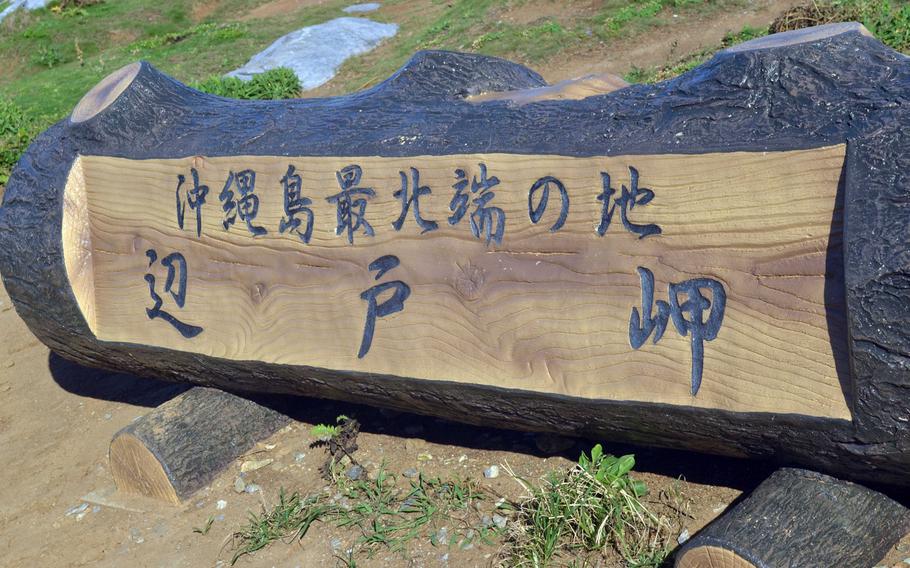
[1,22,908,486]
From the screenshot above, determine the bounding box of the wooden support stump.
[675,468,910,568]
[109,386,289,504]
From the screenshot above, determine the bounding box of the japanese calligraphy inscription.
[61,146,850,419]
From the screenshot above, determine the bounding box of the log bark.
[109,387,289,503]
[675,468,910,568]
[1,23,910,486]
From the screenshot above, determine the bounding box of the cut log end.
[723,22,871,53]
[110,432,181,505]
[71,62,141,124]
[676,546,755,568]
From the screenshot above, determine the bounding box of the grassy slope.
[0,0,348,119]
[0,0,742,121]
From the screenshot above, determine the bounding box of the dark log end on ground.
[109,387,289,503]
[675,468,910,568]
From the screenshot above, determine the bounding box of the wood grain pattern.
[675,546,754,568]
[63,145,848,418]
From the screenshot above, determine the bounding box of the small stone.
[215,514,225,522]
[712,504,726,513]
[481,514,492,527]
[263,443,277,450]
[2,360,13,368]
[65,503,89,518]
[439,553,449,563]
[244,484,261,494]
[129,528,144,544]
[294,452,306,463]
[0,383,9,392]
[492,514,507,529]
[458,454,467,463]
[91,505,101,514]
[330,537,343,552]
[103,412,112,421]
[433,526,449,545]
[233,477,246,493]
[216,500,227,510]
[483,465,499,479]
[677,528,690,545]
[240,458,273,473]
[346,464,363,480]
[402,467,418,479]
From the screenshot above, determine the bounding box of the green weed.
[193,515,215,536]
[0,98,46,188]
[335,467,492,554]
[501,444,673,567]
[191,67,301,100]
[228,467,493,564]
[230,489,338,565]
[32,44,66,67]
[470,20,574,62]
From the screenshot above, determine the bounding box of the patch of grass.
[588,0,720,41]
[230,489,338,565]
[500,444,673,567]
[192,67,301,100]
[0,98,47,187]
[470,20,576,62]
[0,0,350,120]
[332,0,729,93]
[31,44,67,67]
[335,467,496,555]
[127,22,245,52]
[228,466,495,564]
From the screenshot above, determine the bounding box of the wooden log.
[675,468,910,568]
[109,386,289,504]
[1,23,909,486]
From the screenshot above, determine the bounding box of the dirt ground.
[3,1,910,567]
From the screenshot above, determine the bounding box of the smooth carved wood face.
[62,146,850,419]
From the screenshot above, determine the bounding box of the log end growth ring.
[675,546,757,568]
[109,432,181,505]
[71,62,141,124]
